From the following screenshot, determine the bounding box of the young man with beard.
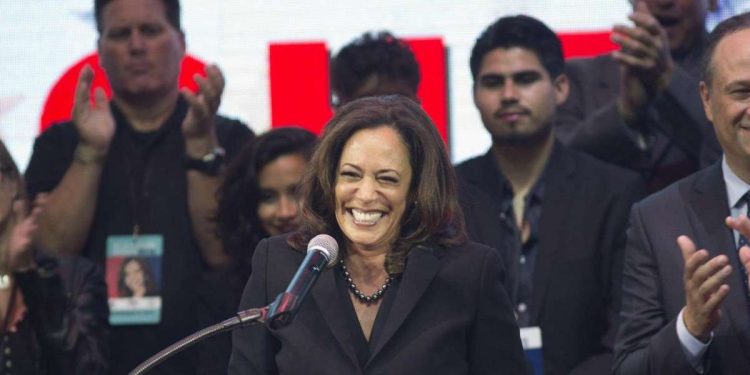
[456,15,644,375]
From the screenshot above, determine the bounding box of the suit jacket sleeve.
[228,239,280,375]
[613,204,700,375]
[557,57,718,170]
[469,247,527,374]
[555,59,647,169]
[569,173,646,375]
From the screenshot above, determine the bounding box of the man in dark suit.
[557,0,722,192]
[456,15,644,375]
[614,12,750,375]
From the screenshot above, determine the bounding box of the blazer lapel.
[530,144,576,323]
[367,245,440,363]
[688,162,750,353]
[665,64,709,131]
[311,266,360,368]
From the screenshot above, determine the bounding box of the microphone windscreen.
[307,234,339,267]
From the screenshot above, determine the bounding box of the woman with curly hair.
[196,126,316,374]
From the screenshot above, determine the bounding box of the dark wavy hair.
[117,257,158,297]
[217,127,317,280]
[289,95,466,275]
[95,0,182,33]
[331,31,420,107]
[470,15,564,82]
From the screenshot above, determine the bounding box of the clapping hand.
[181,64,224,145]
[677,235,731,342]
[6,200,42,273]
[612,1,673,123]
[72,65,115,153]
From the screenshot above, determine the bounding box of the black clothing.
[557,33,721,193]
[334,268,400,369]
[194,268,247,375]
[6,255,109,374]
[24,97,252,375]
[228,235,526,375]
[456,142,645,375]
[477,155,545,326]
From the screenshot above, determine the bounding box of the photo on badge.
[105,234,164,325]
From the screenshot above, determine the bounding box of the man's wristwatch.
[185,147,226,176]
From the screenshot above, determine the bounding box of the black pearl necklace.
[339,259,393,304]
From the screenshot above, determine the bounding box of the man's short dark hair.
[330,31,420,106]
[470,15,564,82]
[94,0,182,33]
[701,12,750,86]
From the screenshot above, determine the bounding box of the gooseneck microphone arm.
[128,306,268,375]
[129,234,339,375]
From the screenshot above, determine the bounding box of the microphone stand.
[128,306,268,375]
[130,235,335,374]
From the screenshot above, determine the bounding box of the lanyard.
[117,118,174,238]
[122,132,156,237]
[109,99,186,237]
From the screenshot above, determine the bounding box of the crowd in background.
[3,0,750,374]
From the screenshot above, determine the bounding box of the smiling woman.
[217,126,317,281]
[229,95,526,375]
[292,95,466,275]
[195,126,317,374]
[334,126,412,260]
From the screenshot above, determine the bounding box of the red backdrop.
[40,31,617,143]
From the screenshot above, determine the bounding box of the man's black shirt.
[25,97,253,375]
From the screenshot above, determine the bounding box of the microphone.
[266,234,339,329]
[128,235,337,374]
